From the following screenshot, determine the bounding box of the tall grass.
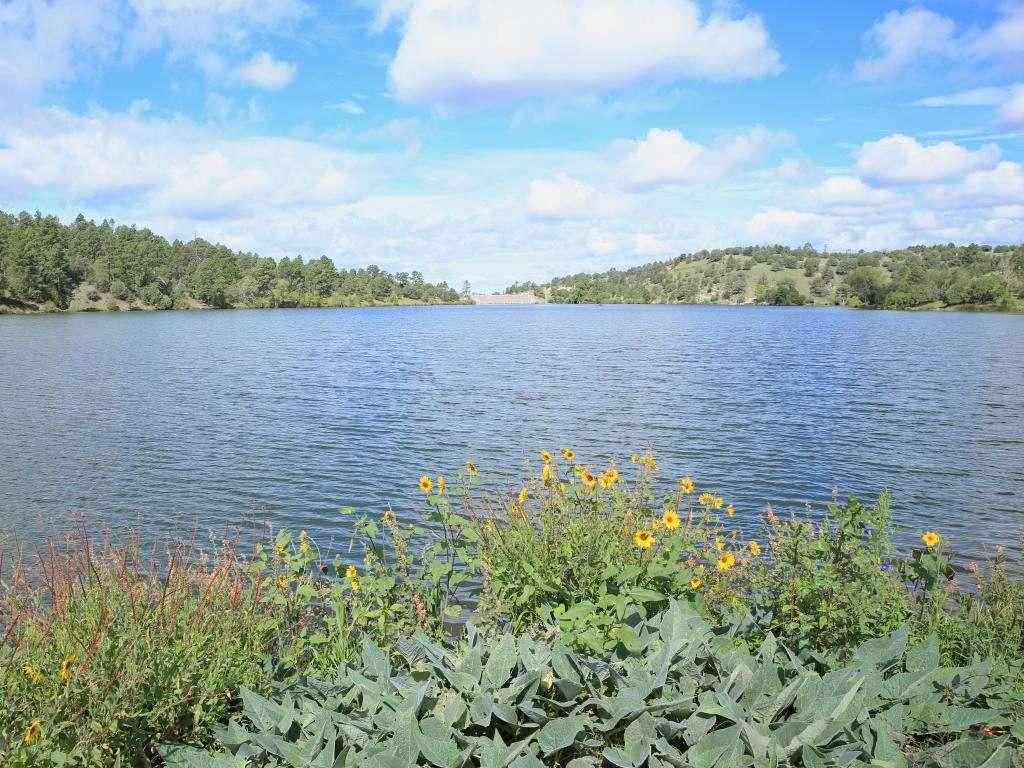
[0,518,284,765]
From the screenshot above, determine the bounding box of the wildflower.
[277,575,288,589]
[749,541,761,556]
[922,531,940,548]
[350,579,360,591]
[631,453,638,463]
[641,451,659,470]
[465,461,478,475]
[652,519,661,531]
[715,537,725,552]
[726,504,734,517]
[634,530,655,549]
[662,510,681,530]
[541,451,552,464]
[598,473,613,489]
[299,541,310,554]
[60,655,75,680]
[541,464,553,483]
[23,663,43,683]
[437,476,445,494]
[518,486,528,503]
[573,464,585,474]
[275,544,285,555]
[679,477,694,494]
[345,565,357,578]
[713,497,723,510]
[560,448,575,461]
[299,530,307,542]
[582,471,596,487]
[559,483,567,493]
[699,492,714,506]
[486,520,495,533]
[717,552,736,571]
[982,726,995,737]
[24,720,41,745]
[881,562,891,572]
[690,577,702,589]
[607,468,619,481]
[865,526,874,536]
[419,475,433,492]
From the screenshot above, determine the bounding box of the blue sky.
[1,0,1022,290]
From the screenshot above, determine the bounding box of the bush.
[104,296,119,311]
[109,280,130,301]
[86,289,101,302]
[0,525,289,765]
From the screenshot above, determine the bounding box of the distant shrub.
[86,289,101,302]
[104,296,119,311]
[109,280,130,301]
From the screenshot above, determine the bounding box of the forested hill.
[0,210,464,312]
[507,244,1024,311]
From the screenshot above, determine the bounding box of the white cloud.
[227,51,297,90]
[327,100,366,115]
[855,5,1024,81]
[526,173,630,220]
[801,175,904,212]
[998,83,1024,128]
[0,107,363,218]
[618,126,791,191]
[383,0,781,108]
[925,161,1024,209]
[914,86,1010,108]
[0,0,118,108]
[854,134,1000,186]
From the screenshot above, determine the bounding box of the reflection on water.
[1,304,1022,563]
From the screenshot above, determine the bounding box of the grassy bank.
[3,450,1023,766]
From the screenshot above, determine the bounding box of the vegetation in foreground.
[0,210,468,313]
[2,450,1023,766]
[507,243,1024,311]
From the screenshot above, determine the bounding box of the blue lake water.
[1,305,1022,563]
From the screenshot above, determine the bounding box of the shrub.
[0,524,288,765]
[109,280,130,301]
[105,296,119,311]
[86,289,101,302]
[159,602,1024,767]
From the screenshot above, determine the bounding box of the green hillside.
[508,244,1024,311]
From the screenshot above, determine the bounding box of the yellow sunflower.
[541,464,553,483]
[726,504,734,517]
[631,453,638,463]
[922,531,940,548]
[345,565,357,578]
[690,577,702,589]
[652,519,661,531]
[749,540,761,556]
[518,486,528,503]
[541,450,552,464]
[717,552,736,571]
[699,492,714,505]
[679,477,694,494]
[465,461,478,475]
[581,471,596,487]
[634,529,656,548]
[560,448,575,461]
[277,575,288,589]
[662,510,680,530]
[60,655,75,680]
[437,475,445,494]
[713,497,723,510]
[350,579,360,591]
[419,475,433,492]
[24,720,41,745]
[598,472,613,489]
[607,468,619,481]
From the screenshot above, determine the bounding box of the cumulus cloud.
[854,134,1000,186]
[526,173,631,220]
[227,51,297,90]
[617,126,791,191]
[383,0,781,108]
[855,5,1024,81]
[801,176,905,212]
[0,0,117,108]
[924,161,1024,209]
[0,107,363,218]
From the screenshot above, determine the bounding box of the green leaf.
[537,716,588,756]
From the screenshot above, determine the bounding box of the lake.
[1,305,1022,563]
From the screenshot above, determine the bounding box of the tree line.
[507,243,1024,310]
[0,210,465,311]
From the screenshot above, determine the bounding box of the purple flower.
[865,527,874,536]
[880,562,890,572]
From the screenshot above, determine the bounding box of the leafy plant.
[159,601,1024,767]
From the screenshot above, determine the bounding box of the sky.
[1,0,1023,291]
